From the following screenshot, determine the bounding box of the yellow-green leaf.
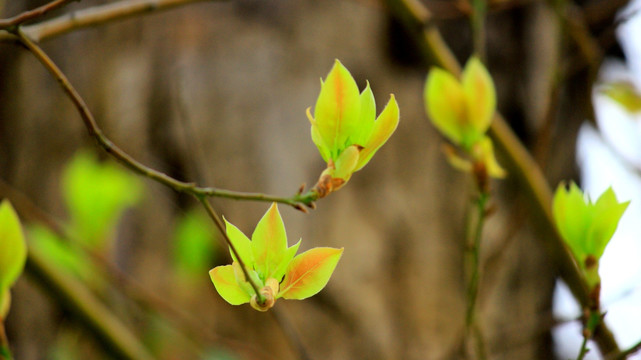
[224,217,254,267]
[209,265,251,305]
[353,81,376,146]
[587,187,629,259]
[333,145,361,182]
[425,68,467,146]
[313,59,361,159]
[462,57,496,144]
[356,95,400,171]
[0,200,27,293]
[251,203,288,280]
[279,247,343,300]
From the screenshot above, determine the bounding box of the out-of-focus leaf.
[28,225,102,287]
[62,150,143,250]
[0,199,27,317]
[173,209,216,280]
[462,57,496,141]
[279,247,343,300]
[0,200,27,292]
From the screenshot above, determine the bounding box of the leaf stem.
[576,335,590,360]
[465,191,489,360]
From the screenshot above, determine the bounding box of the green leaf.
[29,225,99,285]
[278,247,343,300]
[271,239,301,283]
[209,265,251,305]
[173,209,216,280]
[308,107,331,163]
[251,203,288,280]
[587,187,629,259]
[313,59,362,159]
[0,200,27,293]
[0,289,10,319]
[353,81,376,147]
[425,67,467,146]
[553,182,629,275]
[333,145,361,182]
[356,94,400,171]
[224,217,254,268]
[62,150,143,250]
[462,57,496,145]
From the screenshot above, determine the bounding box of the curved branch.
[11,28,316,210]
[384,0,621,355]
[0,0,219,42]
[0,0,75,30]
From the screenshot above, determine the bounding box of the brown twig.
[12,26,274,304]
[0,0,75,29]
[10,27,316,210]
[384,0,622,355]
[0,0,220,42]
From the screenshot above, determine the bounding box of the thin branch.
[0,0,220,42]
[608,338,641,360]
[26,245,155,360]
[383,0,621,355]
[11,28,316,212]
[0,0,75,29]
[12,27,276,303]
[270,308,312,360]
[465,192,489,360]
[198,197,265,303]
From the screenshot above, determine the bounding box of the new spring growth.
[209,203,343,311]
[307,59,399,197]
[0,200,27,319]
[424,57,505,185]
[553,182,629,293]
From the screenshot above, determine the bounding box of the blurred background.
[0,0,638,359]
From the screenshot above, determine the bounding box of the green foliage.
[63,150,143,250]
[209,203,342,311]
[172,209,217,282]
[28,225,101,287]
[553,182,629,288]
[424,57,505,179]
[308,59,400,196]
[0,200,27,318]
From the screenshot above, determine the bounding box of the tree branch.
[11,28,317,211]
[384,0,621,355]
[0,0,220,42]
[0,0,75,29]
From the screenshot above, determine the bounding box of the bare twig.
[0,0,220,42]
[384,0,621,355]
[11,28,316,211]
[0,0,75,29]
